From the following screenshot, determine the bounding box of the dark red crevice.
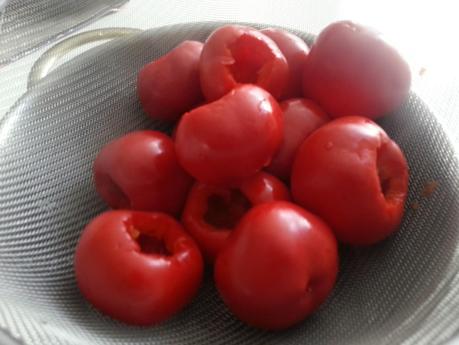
[204,189,252,229]
[129,227,171,256]
[228,34,275,84]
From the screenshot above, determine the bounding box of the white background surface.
[1,0,459,143]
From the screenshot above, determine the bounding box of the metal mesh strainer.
[0,22,459,345]
[0,0,128,65]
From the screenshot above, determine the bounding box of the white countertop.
[1,0,458,144]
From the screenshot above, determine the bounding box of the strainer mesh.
[0,0,128,65]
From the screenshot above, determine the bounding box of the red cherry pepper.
[261,28,310,99]
[215,201,338,330]
[138,40,204,122]
[266,98,329,181]
[93,130,193,216]
[175,84,283,186]
[200,25,289,101]
[291,116,409,245]
[75,210,203,326]
[182,171,290,263]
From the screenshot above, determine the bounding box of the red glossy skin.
[137,40,204,121]
[266,98,329,181]
[291,116,409,245]
[75,210,203,326]
[93,131,193,216]
[182,172,290,263]
[200,25,289,101]
[215,201,338,330]
[261,28,310,99]
[303,21,411,119]
[175,85,283,186]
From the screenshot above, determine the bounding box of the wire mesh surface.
[0,0,128,65]
[0,22,458,345]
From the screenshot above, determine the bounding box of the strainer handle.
[27,28,142,89]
